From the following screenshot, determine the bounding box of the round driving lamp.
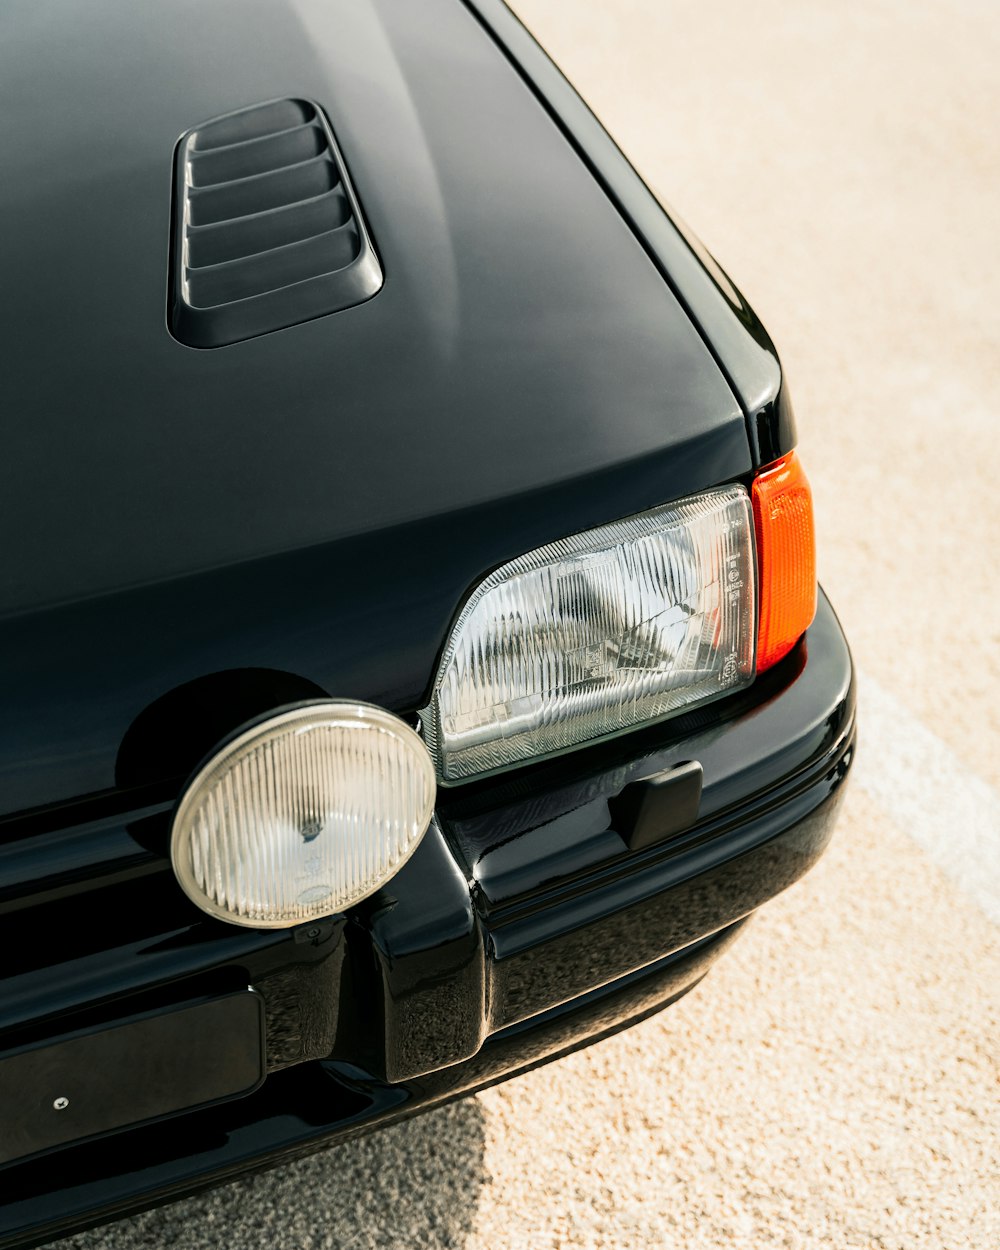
[170,701,436,929]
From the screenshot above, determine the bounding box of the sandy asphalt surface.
[59,2,998,1247]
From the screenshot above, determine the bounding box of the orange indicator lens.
[752,452,817,671]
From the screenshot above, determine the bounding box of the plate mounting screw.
[53,1096,70,1111]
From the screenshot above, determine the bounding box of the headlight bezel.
[421,483,758,786]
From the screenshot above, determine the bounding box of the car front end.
[0,1,854,1244]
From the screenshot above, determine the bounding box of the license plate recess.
[0,990,265,1165]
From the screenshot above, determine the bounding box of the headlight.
[171,702,435,928]
[421,485,756,784]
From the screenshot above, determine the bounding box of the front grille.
[169,98,382,348]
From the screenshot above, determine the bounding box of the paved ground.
[60,1,999,1246]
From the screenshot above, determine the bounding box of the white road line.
[852,673,1000,925]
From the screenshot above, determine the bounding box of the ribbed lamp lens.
[171,702,436,928]
[422,486,756,783]
[752,452,817,671]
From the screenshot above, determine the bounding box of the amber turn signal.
[752,452,817,671]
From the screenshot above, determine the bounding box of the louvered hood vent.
[169,99,382,348]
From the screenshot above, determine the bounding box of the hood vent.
[169,99,382,348]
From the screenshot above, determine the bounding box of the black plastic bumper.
[0,591,854,1248]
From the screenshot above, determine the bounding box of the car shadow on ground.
[57,1098,488,1250]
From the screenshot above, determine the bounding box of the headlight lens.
[171,702,435,928]
[422,485,756,783]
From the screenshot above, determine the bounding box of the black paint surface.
[0,0,747,817]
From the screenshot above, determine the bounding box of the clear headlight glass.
[421,485,756,783]
[171,702,435,928]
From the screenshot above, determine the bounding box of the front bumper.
[0,590,854,1248]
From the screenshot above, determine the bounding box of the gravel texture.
[56,0,1000,1246]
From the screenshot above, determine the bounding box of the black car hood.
[0,0,749,816]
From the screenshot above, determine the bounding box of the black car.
[0,0,855,1244]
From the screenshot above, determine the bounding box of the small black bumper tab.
[610,759,704,851]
